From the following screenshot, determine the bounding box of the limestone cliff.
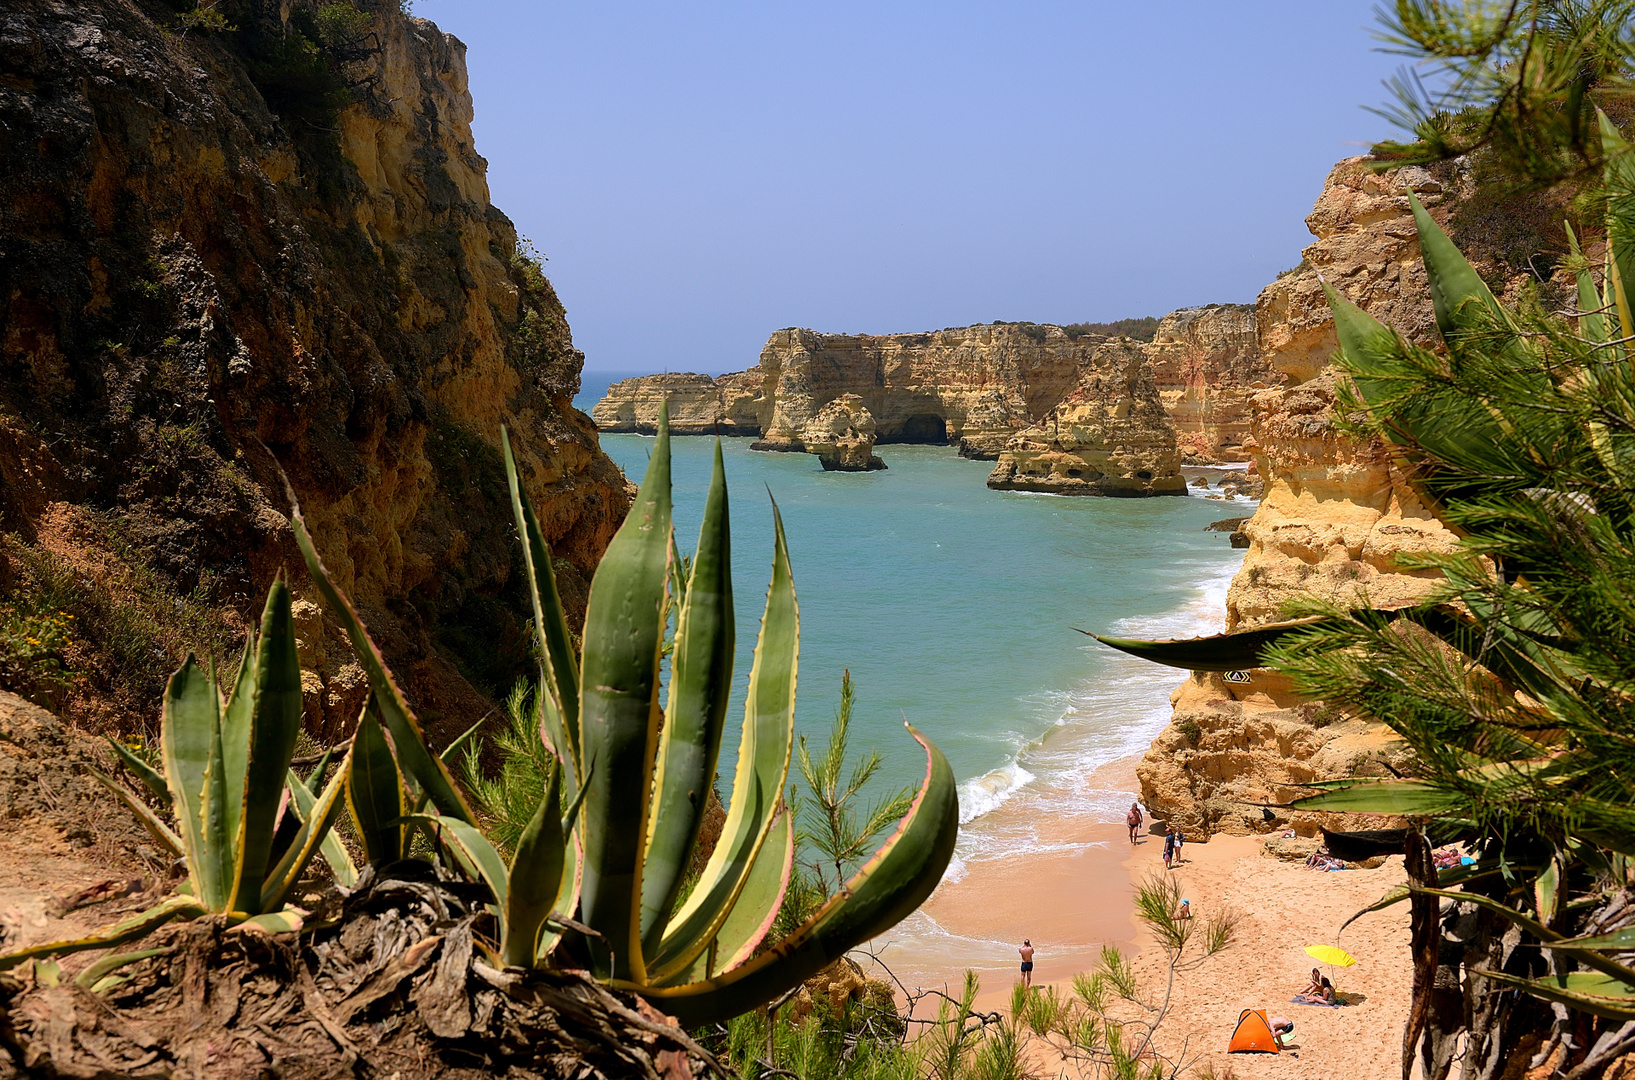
[1146,305,1273,464]
[985,340,1185,496]
[594,312,1269,468]
[1136,159,1529,837]
[0,0,629,739]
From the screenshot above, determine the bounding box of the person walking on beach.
[1126,802,1143,844]
[1172,828,1185,865]
[1162,825,1176,870]
[1018,940,1035,989]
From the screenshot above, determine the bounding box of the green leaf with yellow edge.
[577,402,674,981]
[87,767,183,858]
[259,746,350,913]
[0,894,205,972]
[504,762,567,968]
[646,501,798,985]
[1476,968,1635,1022]
[103,736,169,809]
[161,658,218,905]
[288,766,357,888]
[346,699,404,866]
[641,439,735,955]
[668,802,793,986]
[290,504,476,826]
[632,723,957,1026]
[501,425,582,783]
[231,577,305,915]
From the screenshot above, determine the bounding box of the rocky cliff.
[0,0,629,739]
[1146,304,1271,464]
[985,339,1185,496]
[593,311,1271,468]
[1135,159,1541,837]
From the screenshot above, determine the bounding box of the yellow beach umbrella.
[1305,945,1356,967]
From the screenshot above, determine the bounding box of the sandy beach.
[869,754,1413,1080]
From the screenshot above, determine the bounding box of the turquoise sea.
[574,375,1251,873]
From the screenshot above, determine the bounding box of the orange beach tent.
[1227,1009,1281,1054]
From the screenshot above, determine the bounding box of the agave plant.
[1092,116,1635,1039]
[296,406,959,1024]
[0,580,352,973]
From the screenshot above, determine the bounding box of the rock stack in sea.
[592,308,1276,482]
[984,340,1185,496]
[800,394,886,471]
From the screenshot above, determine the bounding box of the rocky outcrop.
[595,313,1270,465]
[591,371,763,435]
[1138,159,1489,836]
[800,394,885,471]
[985,340,1185,496]
[0,0,629,739]
[1146,305,1275,463]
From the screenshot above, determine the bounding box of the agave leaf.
[501,427,582,783]
[103,737,170,809]
[641,439,735,953]
[1535,856,1561,927]
[232,910,305,935]
[88,767,184,857]
[1087,616,1331,672]
[0,894,205,972]
[1476,967,1635,1022]
[634,723,957,1025]
[308,746,336,791]
[409,814,511,910]
[218,633,256,869]
[1566,222,1609,345]
[74,946,173,990]
[1409,887,1635,985]
[259,749,351,913]
[647,502,798,984]
[686,803,793,984]
[288,767,358,888]
[1288,779,1467,816]
[290,506,476,825]
[200,669,235,912]
[231,578,305,915]
[1543,927,1635,951]
[1601,112,1635,343]
[1323,282,1406,436]
[346,699,405,866]
[503,763,566,968]
[1407,190,1511,347]
[162,658,218,903]
[440,715,488,765]
[577,404,674,980]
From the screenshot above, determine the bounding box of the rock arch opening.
[883,413,949,445]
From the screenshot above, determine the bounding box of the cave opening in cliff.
[883,413,949,445]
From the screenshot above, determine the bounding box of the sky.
[412,2,1413,375]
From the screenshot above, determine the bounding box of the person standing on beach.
[1172,829,1184,865]
[1163,825,1176,870]
[1127,802,1143,844]
[1018,940,1035,988]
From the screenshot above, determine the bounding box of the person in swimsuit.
[1177,898,1192,920]
[1126,802,1143,844]
[1163,825,1176,870]
[1019,940,1035,988]
[1268,1015,1294,1048]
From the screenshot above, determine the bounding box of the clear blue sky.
[412,2,1408,375]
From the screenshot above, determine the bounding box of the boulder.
[800,394,886,471]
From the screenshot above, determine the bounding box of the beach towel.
[1291,996,1347,1007]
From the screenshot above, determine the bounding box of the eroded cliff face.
[1137,160,1503,837]
[984,340,1185,496]
[0,0,629,738]
[594,312,1268,472]
[1146,305,1273,464]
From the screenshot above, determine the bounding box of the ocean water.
[587,430,1250,847]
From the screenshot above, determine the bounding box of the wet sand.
[865,754,1413,1080]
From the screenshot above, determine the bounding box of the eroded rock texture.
[0,0,628,738]
[1146,305,1273,464]
[1137,159,1542,836]
[800,394,884,472]
[985,340,1185,496]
